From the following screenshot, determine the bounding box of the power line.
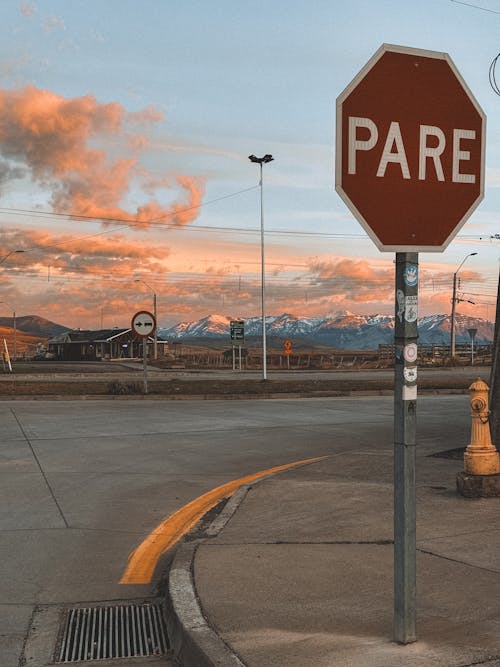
[0,185,260,227]
[451,0,500,15]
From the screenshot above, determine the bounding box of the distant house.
[47,328,167,361]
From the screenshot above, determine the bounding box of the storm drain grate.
[56,603,168,663]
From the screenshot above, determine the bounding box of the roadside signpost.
[2,339,12,373]
[468,327,478,366]
[336,43,485,644]
[230,320,244,371]
[131,310,156,394]
[284,339,292,370]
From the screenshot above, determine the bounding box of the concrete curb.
[165,486,250,667]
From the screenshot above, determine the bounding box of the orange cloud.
[0,227,171,287]
[0,85,205,226]
[306,257,394,304]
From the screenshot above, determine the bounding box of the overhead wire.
[0,176,496,316]
[451,0,500,14]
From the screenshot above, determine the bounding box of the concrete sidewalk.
[167,421,500,666]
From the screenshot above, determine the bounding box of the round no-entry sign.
[131,310,156,338]
[335,44,485,252]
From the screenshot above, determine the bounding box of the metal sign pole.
[238,344,242,371]
[143,338,148,394]
[393,252,418,644]
[131,310,155,396]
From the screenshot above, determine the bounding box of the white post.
[13,311,17,360]
[143,339,148,394]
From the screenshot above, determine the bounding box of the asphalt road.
[0,395,471,666]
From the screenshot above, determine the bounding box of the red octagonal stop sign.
[335,44,485,252]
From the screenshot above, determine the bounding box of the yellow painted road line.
[120,456,326,584]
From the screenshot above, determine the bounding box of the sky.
[0,0,500,329]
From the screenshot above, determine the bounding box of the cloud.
[0,54,33,81]
[306,257,394,303]
[0,160,25,190]
[0,227,171,282]
[19,2,35,17]
[0,85,205,227]
[43,16,65,33]
[127,105,164,124]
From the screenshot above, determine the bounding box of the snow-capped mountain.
[159,312,494,350]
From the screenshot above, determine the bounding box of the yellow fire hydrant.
[464,378,500,476]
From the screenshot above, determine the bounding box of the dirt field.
[0,360,487,398]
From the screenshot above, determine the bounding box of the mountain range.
[1,312,494,352]
[158,311,495,350]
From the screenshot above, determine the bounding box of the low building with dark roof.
[47,328,166,361]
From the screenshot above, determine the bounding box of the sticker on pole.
[131,310,156,338]
[404,367,418,383]
[403,343,418,363]
[404,296,418,322]
[403,265,418,287]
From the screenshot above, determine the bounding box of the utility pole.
[450,253,477,358]
[450,273,458,357]
[490,263,500,448]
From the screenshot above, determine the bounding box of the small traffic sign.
[131,310,156,338]
[230,320,245,341]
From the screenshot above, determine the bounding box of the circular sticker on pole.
[404,367,418,383]
[131,310,156,338]
[403,343,418,363]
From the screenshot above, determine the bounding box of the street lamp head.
[455,251,478,275]
[248,154,274,164]
[0,249,25,265]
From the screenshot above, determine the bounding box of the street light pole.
[134,279,158,359]
[450,252,477,358]
[0,249,24,265]
[249,153,273,381]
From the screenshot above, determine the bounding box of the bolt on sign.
[336,43,485,252]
